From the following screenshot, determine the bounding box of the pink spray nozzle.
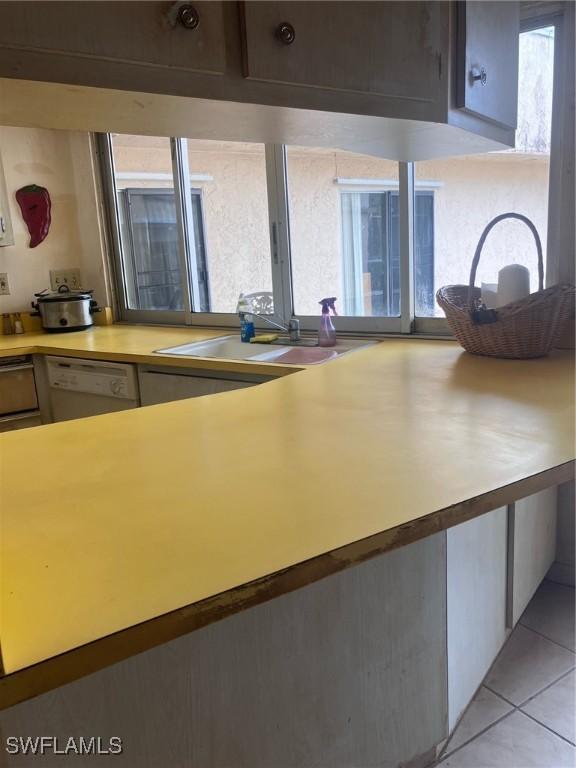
[319,297,338,315]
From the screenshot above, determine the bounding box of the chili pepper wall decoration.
[15,184,52,248]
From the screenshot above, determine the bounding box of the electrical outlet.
[0,272,10,295]
[50,269,82,292]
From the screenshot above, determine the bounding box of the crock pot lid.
[35,290,93,302]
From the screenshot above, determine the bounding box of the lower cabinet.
[447,507,508,731]
[137,365,274,406]
[510,487,557,625]
[446,487,559,731]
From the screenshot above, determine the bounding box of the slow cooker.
[31,285,100,332]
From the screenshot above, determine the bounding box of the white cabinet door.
[447,507,508,730]
[511,487,557,625]
[139,370,258,406]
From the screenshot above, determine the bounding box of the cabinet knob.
[178,4,199,30]
[276,22,296,45]
[471,67,487,86]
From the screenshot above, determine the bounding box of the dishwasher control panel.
[46,356,139,400]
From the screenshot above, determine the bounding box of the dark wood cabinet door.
[0,1,226,76]
[456,1,520,129]
[241,1,448,108]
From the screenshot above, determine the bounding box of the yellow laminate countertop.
[0,326,574,699]
[0,324,299,375]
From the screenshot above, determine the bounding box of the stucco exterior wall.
[187,142,272,314]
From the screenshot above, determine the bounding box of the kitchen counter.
[0,324,301,375]
[0,326,573,707]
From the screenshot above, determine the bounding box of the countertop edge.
[2,459,573,711]
[0,341,304,377]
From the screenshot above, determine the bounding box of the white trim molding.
[114,171,213,183]
[334,177,443,189]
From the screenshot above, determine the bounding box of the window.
[414,25,555,320]
[183,140,273,314]
[100,21,557,333]
[341,190,434,318]
[284,147,401,329]
[341,191,400,317]
[104,134,273,324]
[119,188,208,312]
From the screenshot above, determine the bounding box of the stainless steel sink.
[155,336,293,362]
[155,335,377,364]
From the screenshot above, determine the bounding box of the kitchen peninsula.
[0,326,573,767]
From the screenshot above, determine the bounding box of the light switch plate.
[50,269,81,292]
[0,272,9,295]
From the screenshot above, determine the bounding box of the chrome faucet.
[251,313,301,342]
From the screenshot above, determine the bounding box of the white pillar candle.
[497,264,531,307]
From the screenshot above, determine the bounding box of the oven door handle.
[0,363,35,373]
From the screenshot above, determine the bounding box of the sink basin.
[155,336,293,362]
[155,335,377,364]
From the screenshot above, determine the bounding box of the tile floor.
[437,579,575,768]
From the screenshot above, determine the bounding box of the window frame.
[99,134,291,330]
[98,133,187,326]
[99,133,441,335]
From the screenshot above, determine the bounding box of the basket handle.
[468,213,544,311]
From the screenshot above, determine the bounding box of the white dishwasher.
[46,356,140,422]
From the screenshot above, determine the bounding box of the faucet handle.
[288,318,300,341]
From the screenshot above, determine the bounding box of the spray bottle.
[318,297,337,347]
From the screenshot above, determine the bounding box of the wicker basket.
[437,213,575,359]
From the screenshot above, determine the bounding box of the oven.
[0,356,41,432]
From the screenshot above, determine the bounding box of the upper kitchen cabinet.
[455,1,520,129]
[241,2,447,114]
[0,1,226,77]
[0,1,520,159]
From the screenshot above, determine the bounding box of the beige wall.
[0,126,108,313]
